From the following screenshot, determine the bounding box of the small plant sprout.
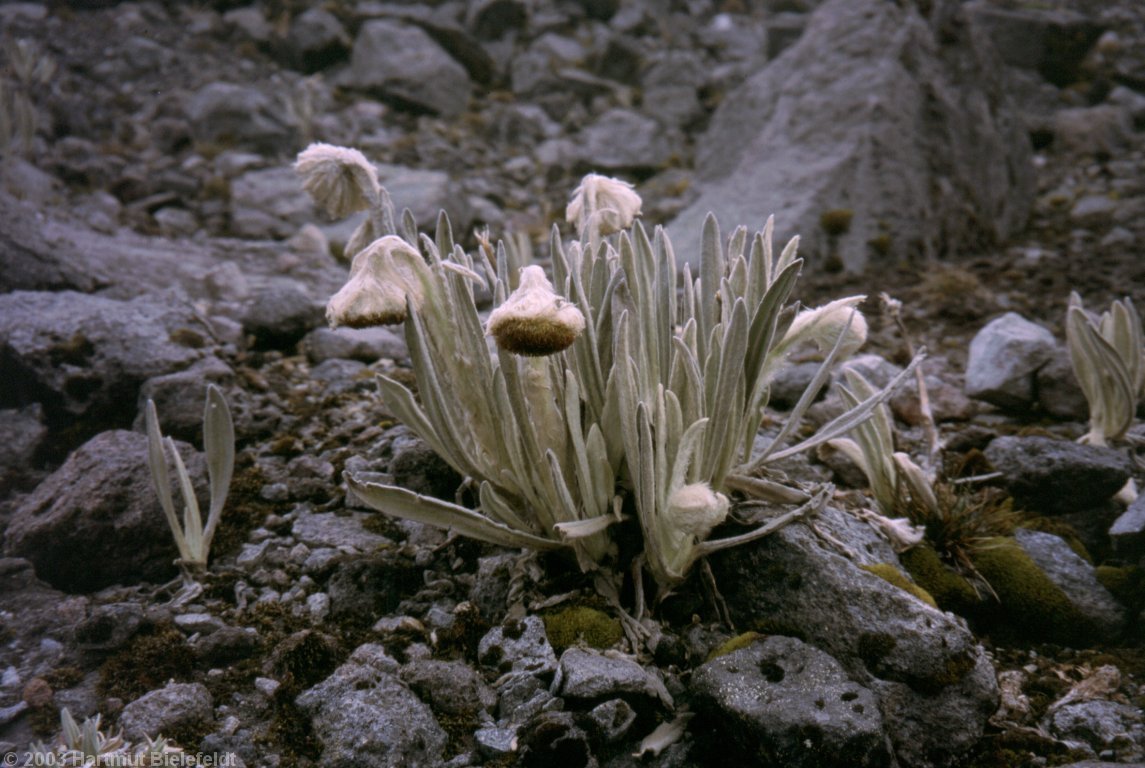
[30,708,189,767]
[1066,292,1145,447]
[303,152,920,613]
[146,384,234,582]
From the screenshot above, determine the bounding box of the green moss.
[900,545,981,616]
[706,632,764,662]
[972,538,1092,645]
[867,233,893,256]
[819,209,854,236]
[861,563,938,608]
[1096,565,1145,612]
[542,606,623,652]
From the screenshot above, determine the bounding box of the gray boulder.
[135,356,237,443]
[0,291,202,438]
[4,430,203,592]
[478,615,558,678]
[983,435,1132,514]
[400,659,496,717]
[965,4,1103,87]
[187,82,297,154]
[345,20,471,117]
[296,643,447,768]
[1110,495,1145,557]
[713,506,997,768]
[690,636,889,767]
[1014,528,1124,636]
[0,404,47,492]
[551,648,672,708]
[301,326,408,365]
[119,682,214,743]
[1035,346,1089,420]
[668,0,1033,271]
[284,8,350,73]
[1047,700,1145,762]
[573,108,683,172]
[965,313,1057,410]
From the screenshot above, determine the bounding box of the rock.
[642,49,706,129]
[187,82,297,154]
[712,506,998,768]
[3,430,205,592]
[400,659,496,717]
[552,648,671,707]
[466,0,527,40]
[669,0,1033,271]
[587,699,636,743]
[302,326,408,364]
[0,291,202,438]
[469,554,516,623]
[516,710,595,767]
[1047,700,1145,762]
[966,4,1103,87]
[229,167,313,238]
[478,616,558,678]
[1109,495,1145,556]
[324,556,419,627]
[690,636,889,767]
[283,8,350,73]
[573,109,682,172]
[296,643,447,768]
[344,20,471,117]
[1070,194,1120,228]
[380,164,471,234]
[1014,528,1124,637]
[118,682,214,742]
[239,279,325,350]
[1054,106,1133,158]
[1035,347,1089,420]
[135,356,237,443]
[389,436,464,500]
[291,507,394,553]
[983,436,1132,514]
[510,33,587,97]
[964,313,1056,410]
[0,404,47,492]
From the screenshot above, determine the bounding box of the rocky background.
[2,0,1145,766]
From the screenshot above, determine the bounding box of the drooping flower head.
[295,143,381,219]
[565,173,642,238]
[781,296,869,358]
[326,235,428,328]
[487,266,586,356]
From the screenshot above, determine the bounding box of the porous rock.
[0,291,202,434]
[118,681,214,742]
[669,0,1033,271]
[712,506,998,768]
[690,635,890,767]
[983,435,1132,514]
[4,430,204,592]
[296,643,447,768]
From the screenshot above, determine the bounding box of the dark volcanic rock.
[669,0,1034,271]
[984,435,1133,514]
[3,430,204,592]
[713,507,997,768]
[691,635,890,768]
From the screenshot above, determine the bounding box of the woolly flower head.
[665,483,729,540]
[326,236,427,328]
[782,296,868,358]
[295,142,381,219]
[565,173,642,237]
[487,265,585,356]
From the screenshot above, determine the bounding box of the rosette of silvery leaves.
[297,145,919,600]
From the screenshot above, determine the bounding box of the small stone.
[984,436,1132,514]
[965,313,1057,410]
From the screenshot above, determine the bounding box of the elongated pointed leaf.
[202,384,234,549]
[166,436,204,564]
[145,399,188,560]
[347,474,564,550]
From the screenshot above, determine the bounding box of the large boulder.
[3,430,204,592]
[668,0,1034,271]
[0,292,203,442]
[713,507,998,768]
